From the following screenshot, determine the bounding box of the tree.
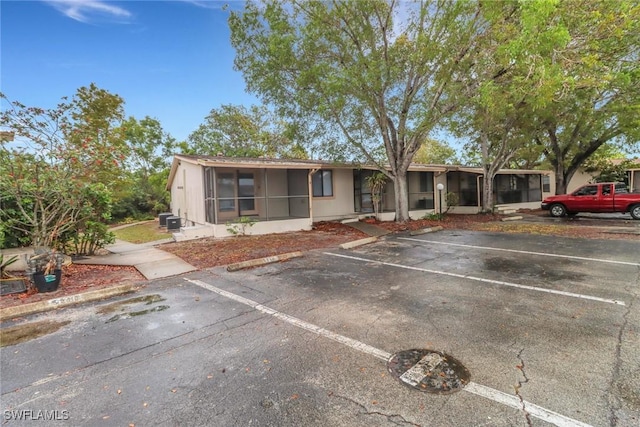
[113,116,177,219]
[582,143,634,184]
[229,0,483,221]
[0,85,123,251]
[524,0,640,194]
[446,0,555,211]
[65,83,128,184]
[412,138,459,165]
[187,104,307,159]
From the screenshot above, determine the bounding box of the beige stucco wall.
[170,161,205,226]
[312,168,357,221]
[211,218,312,238]
[566,170,595,194]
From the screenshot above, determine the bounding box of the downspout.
[308,168,320,223]
[477,174,482,212]
[183,169,188,225]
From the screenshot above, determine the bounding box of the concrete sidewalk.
[343,221,391,237]
[73,239,197,280]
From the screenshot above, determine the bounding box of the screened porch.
[203,167,310,224]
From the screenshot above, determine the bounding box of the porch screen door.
[217,172,236,221]
[238,172,257,215]
[216,171,258,220]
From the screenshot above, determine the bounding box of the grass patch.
[113,222,172,244]
[1,320,71,347]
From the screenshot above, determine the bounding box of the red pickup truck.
[541,182,640,220]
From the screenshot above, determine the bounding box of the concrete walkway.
[73,239,197,280]
[344,221,391,237]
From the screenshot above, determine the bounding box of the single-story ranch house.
[166,154,556,240]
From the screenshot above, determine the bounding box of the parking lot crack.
[608,282,637,427]
[513,348,533,427]
[330,393,421,426]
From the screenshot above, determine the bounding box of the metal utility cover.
[387,349,470,394]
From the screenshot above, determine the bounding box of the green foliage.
[186,104,307,159]
[229,0,484,221]
[423,191,458,220]
[520,0,640,193]
[413,139,459,165]
[57,221,115,256]
[365,172,388,219]
[0,87,124,249]
[0,254,19,278]
[226,216,257,236]
[423,212,445,221]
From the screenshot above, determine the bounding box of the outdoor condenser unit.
[166,216,181,231]
[158,212,173,227]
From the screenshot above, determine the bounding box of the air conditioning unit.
[166,216,181,231]
[158,212,173,227]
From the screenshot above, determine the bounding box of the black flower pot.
[32,269,62,293]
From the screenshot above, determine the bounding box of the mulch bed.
[159,221,369,269]
[0,264,145,310]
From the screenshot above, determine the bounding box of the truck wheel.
[630,204,640,220]
[549,203,567,217]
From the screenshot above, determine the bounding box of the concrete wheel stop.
[387,349,470,394]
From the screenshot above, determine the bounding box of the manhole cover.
[387,349,470,394]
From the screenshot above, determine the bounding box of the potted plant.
[26,248,65,293]
[0,254,27,295]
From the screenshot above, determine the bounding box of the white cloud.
[43,0,132,24]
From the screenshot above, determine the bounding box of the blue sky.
[1,0,257,142]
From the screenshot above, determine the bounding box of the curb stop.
[410,226,444,236]
[227,251,303,272]
[0,283,140,321]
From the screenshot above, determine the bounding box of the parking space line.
[398,237,640,267]
[323,252,626,306]
[185,278,593,427]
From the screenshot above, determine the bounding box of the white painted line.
[323,252,626,306]
[184,278,390,361]
[185,278,593,427]
[398,237,640,267]
[464,383,593,427]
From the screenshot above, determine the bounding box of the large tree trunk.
[392,170,410,222]
[481,172,494,213]
[553,161,567,195]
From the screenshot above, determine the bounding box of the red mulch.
[159,221,369,269]
[0,264,145,310]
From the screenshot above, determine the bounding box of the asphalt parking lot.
[2,230,639,426]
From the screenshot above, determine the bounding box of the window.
[312,170,333,197]
[542,175,551,193]
[615,183,629,194]
[574,185,598,196]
